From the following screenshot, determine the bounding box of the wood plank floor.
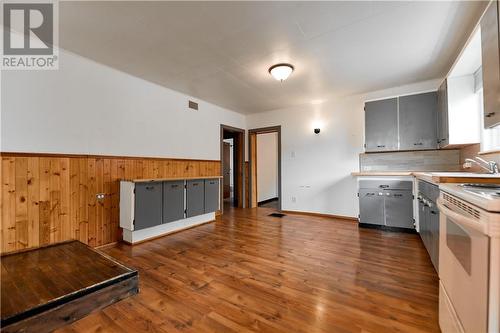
[57,207,440,333]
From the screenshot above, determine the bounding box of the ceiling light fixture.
[269,63,294,82]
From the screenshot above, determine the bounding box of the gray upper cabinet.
[437,80,449,148]
[399,92,438,150]
[481,0,500,128]
[204,179,219,213]
[163,181,185,223]
[134,182,163,230]
[365,98,398,152]
[186,180,205,217]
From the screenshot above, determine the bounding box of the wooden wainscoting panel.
[0,153,221,254]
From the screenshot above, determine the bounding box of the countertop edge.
[122,176,223,183]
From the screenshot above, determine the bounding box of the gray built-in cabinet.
[480,0,500,128]
[417,180,440,272]
[364,98,399,152]
[186,180,205,218]
[365,92,438,152]
[399,92,438,150]
[204,179,220,213]
[162,181,185,223]
[358,180,414,229]
[133,178,219,229]
[134,182,163,230]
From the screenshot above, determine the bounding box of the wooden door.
[223,142,231,199]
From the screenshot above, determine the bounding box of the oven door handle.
[437,199,487,234]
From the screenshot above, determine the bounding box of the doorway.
[220,125,245,211]
[248,126,282,211]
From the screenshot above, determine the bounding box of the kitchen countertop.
[352,171,499,184]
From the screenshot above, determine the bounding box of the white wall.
[1,48,246,160]
[257,132,278,202]
[247,79,441,218]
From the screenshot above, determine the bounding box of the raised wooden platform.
[1,240,138,333]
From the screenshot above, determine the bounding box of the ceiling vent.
[188,100,198,110]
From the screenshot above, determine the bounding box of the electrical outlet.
[291,196,297,203]
[96,193,105,200]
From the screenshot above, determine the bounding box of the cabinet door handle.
[377,145,386,148]
[413,142,423,146]
[193,183,199,186]
[171,184,178,188]
[145,186,155,190]
[393,194,403,197]
[485,112,496,118]
[379,185,389,188]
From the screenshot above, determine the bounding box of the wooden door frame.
[220,124,245,212]
[248,126,282,210]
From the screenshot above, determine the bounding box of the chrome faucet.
[465,156,499,174]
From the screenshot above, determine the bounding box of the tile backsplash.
[360,149,461,172]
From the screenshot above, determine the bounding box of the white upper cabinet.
[438,26,483,147]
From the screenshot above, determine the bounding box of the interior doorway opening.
[248,126,282,211]
[220,125,245,211]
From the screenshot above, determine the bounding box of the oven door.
[437,199,489,333]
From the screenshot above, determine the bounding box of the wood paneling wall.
[1,153,220,254]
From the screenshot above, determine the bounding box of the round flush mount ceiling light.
[268,63,294,82]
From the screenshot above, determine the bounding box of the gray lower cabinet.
[204,179,219,213]
[134,182,163,230]
[418,180,440,272]
[186,180,205,217]
[365,98,398,152]
[358,180,414,229]
[163,181,185,223]
[359,189,384,225]
[384,190,414,228]
[481,0,500,128]
[398,92,438,150]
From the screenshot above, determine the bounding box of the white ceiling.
[59,1,487,114]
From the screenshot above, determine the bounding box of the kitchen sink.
[460,183,500,190]
[460,183,500,198]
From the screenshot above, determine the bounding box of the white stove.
[440,183,500,213]
[437,182,500,333]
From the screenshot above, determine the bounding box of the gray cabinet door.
[163,180,185,223]
[418,199,428,247]
[429,206,440,272]
[359,189,384,225]
[204,179,219,213]
[481,1,500,128]
[186,180,204,217]
[437,80,449,148]
[134,182,163,230]
[365,98,398,152]
[399,92,438,150]
[384,190,414,229]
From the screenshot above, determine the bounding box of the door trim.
[248,126,282,210]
